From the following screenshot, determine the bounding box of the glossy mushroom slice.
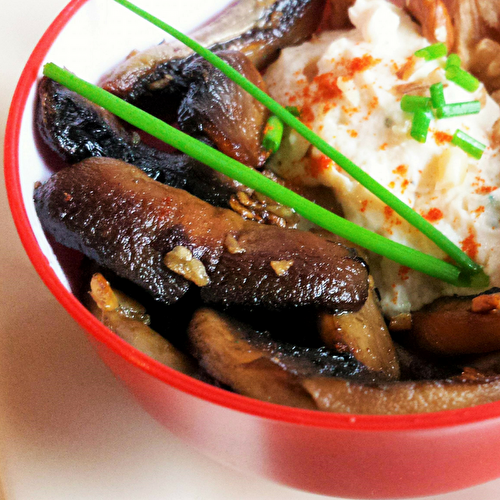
[303,369,500,414]
[101,0,326,102]
[34,158,368,311]
[319,278,400,380]
[36,77,239,208]
[178,50,270,168]
[188,308,372,409]
[88,273,198,375]
[406,290,500,356]
[190,309,500,414]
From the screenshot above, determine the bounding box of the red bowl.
[5,1,500,497]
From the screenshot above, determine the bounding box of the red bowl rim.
[6,0,500,432]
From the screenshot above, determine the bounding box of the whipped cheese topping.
[264,0,500,316]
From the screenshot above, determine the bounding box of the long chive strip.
[400,95,431,113]
[43,63,480,287]
[452,130,486,160]
[263,116,284,153]
[430,83,445,109]
[414,43,447,61]
[113,0,481,276]
[411,109,432,143]
[436,101,481,119]
[446,66,480,92]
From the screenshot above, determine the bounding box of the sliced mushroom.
[303,370,500,414]
[188,308,371,409]
[87,273,198,375]
[178,51,270,168]
[319,278,400,380]
[36,77,239,208]
[189,309,500,414]
[101,0,327,102]
[34,158,368,311]
[406,290,500,356]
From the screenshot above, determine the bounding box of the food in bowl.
[32,0,500,414]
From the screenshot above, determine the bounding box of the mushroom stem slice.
[319,279,400,380]
[188,308,372,409]
[303,371,500,414]
[188,308,317,409]
[88,274,198,376]
[409,291,500,356]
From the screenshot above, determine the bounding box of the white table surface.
[3,1,500,499]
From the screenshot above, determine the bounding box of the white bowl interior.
[19,0,231,290]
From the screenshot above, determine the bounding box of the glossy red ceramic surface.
[5,1,500,497]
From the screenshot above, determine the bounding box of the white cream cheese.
[264,0,500,316]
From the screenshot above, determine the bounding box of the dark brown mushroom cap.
[36,77,239,208]
[202,225,368,311]
[34,158,369,311]
[100,0,327,102]
[178,50,270,168]
[188,308,370,409]
[408,290,500,356]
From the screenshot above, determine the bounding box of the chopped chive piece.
[285,105,301,117]
[112,0,484,276]
[452,129,486,159]
[263,116,284,153]
[411,109,432,143]
[430,83,445,109]
[446,66,480,92]
[414,43,447,61]
[401,95,431,112]
[436,101,481,119]
[446,53,461,69]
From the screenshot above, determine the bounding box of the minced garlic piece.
[270,260,294,276]
[225,234,246,254]
[90,273,119,311]
[164,246,210,287]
